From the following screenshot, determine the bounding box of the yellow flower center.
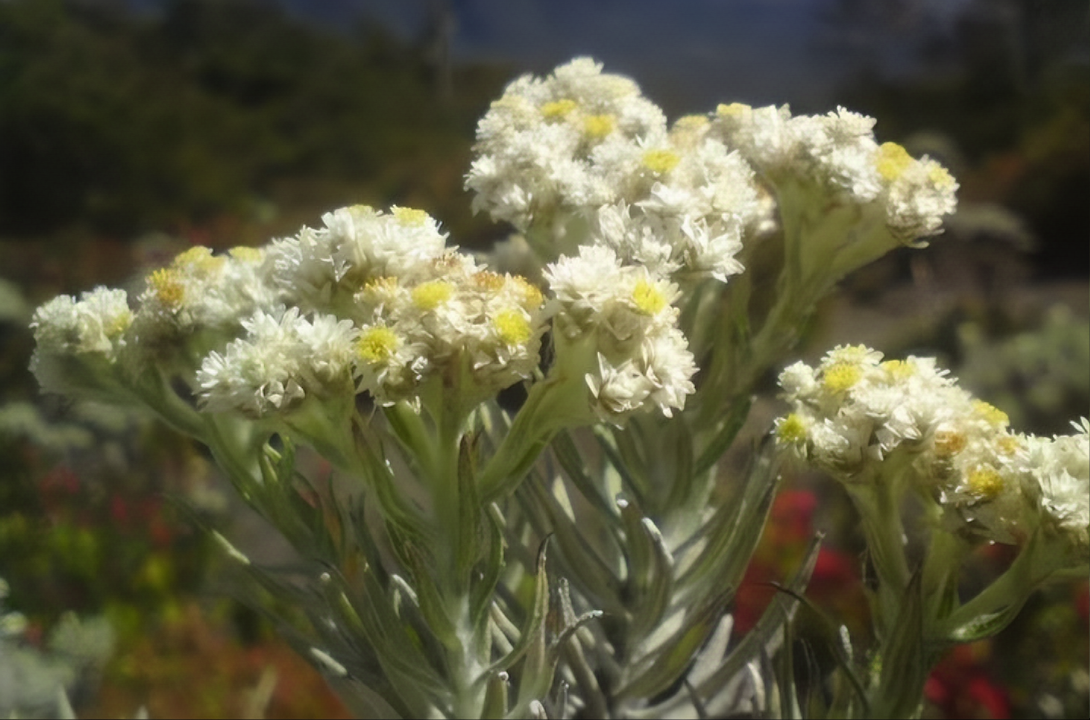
[927,164,956,190]
[967,466,1004,500]
[229,246,263,263]
[583,114,615,139]
[393,206,429,227]
[972,400,1009,428]
[997,435,1021,455]
[716,102,750,118]
[357,327,399,363]
[512,276,544,310]
[933,430,967,458]
[104,310,133,338]
[876,142,914,181]
[540,99,578,119]
[642,149,681,175]
[149,268,185,308]
[411,281,454,310]
[493,309,532,346]
[880,359,915,381]
[674,114,709,131]
[822,363,863,393]
[172,247,224,278]
[776,413,808,444]
[631,279,666,315]
[473,271,506,292]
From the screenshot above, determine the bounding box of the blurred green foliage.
[0,405,217,627]
[0,0,510,246]
[827,0,1089,277]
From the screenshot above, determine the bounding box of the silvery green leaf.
[618,502,675,644]
[481,670,510,719]
[677,446,781,599]
[614,586,734,703]
[681,534,821,712]
[519,476,626,616]
[551,430,616,518]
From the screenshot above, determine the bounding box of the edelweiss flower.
[467,57,668,244]
[30,287,134,397]
[197,307,356,417]
[592,130,760,282]
[31,287,132,360]
[1026,419,1090,552]
[772,345,1085,546]
[711,102,958,292]
[351,251,549,409]
[133,245,279,342]
[265,205,448,312]
[545,246,696,423]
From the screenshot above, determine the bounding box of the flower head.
[265,205,448,313]
[545,246,696,423]
[31,287,132,360]
[30,287,134,396]
[133,244,279,344]
[196,307,357,417]
[466,57,668,243]
[351,251,549,410]
[771,346,1085,546]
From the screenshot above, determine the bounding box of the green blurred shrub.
[958,304,1090,435]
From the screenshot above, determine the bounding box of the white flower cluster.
[196,307,357,417]
[593,116,762,281]
[712,103,958,241]
[31,198,702,426]
[467,58,765,282]
[545,245,696,423]
[264,205,448,312]
[188,207,548,416]
[774,346,1089,550]
[29,286,133,396]
[1025,419,1090,550]
[467,57,668,237]
[31,287,132,360]
[352,252,548,408]
[133,246,278,342]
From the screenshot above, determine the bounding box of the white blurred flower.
[31,287,132,360]
[133,246,279,342]
[1027,419,1090,551]
[875,143,959,241]
[30,287,134,397]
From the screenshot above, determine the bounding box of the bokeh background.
[0,1,1086,717]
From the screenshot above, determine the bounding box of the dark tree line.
[0,0,509,239]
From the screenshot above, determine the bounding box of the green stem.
[845,470,912,639]
[477,372,587,504]
[918,507,968,627]
[939,530,1080,642]
[433,403,469,591]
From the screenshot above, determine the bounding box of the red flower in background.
[732,489,866,637]
[925,643,1010,719]
[39,465,80,511]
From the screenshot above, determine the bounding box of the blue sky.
[273,0,950,113]
[124,0,968,113]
